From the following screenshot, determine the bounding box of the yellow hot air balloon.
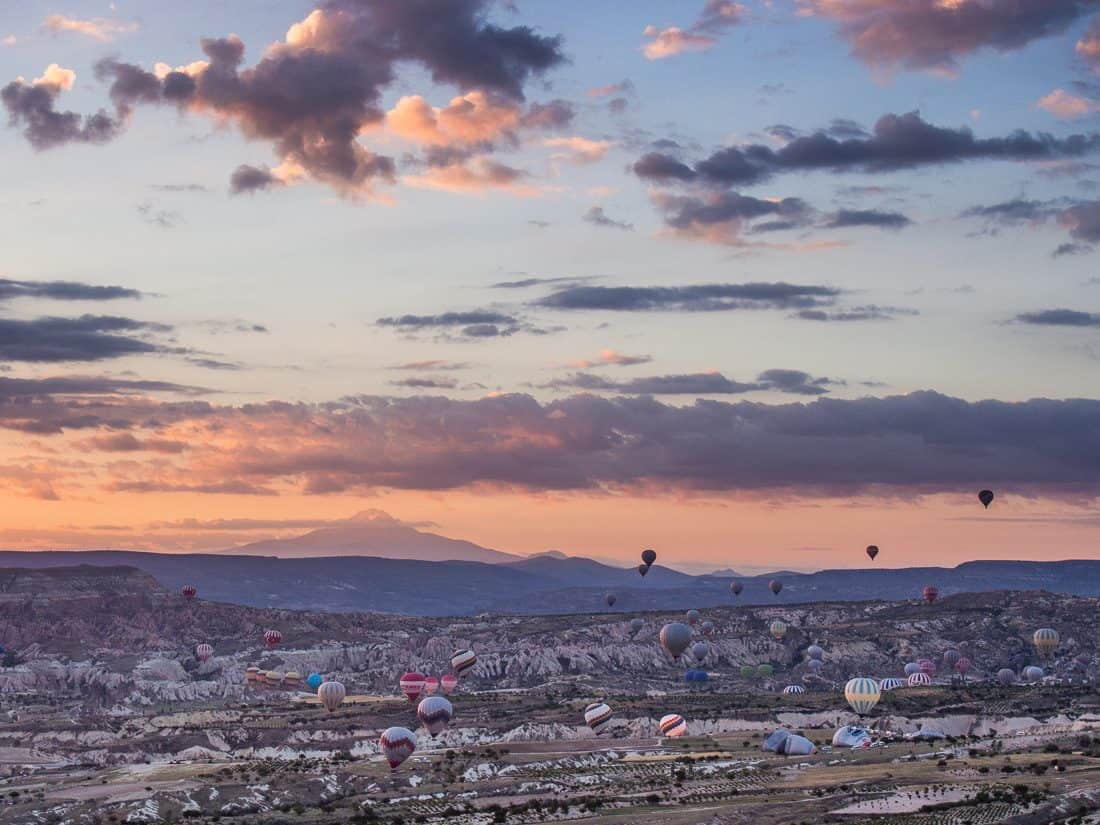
[844,677,881,715]
[1032,628,1059,658]
[769,620,787,641]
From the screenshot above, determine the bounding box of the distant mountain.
[0,551,1097,616]
[223,510,520,564]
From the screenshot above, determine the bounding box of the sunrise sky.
[1,0,1099,570]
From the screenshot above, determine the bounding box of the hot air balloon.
[284,671,301,689]
[1023,665,1044,682]
[730,581,743,596]
[1033,628,1059,658]
[833,725,872,748]
[451,649,477,678]
[423,676,439,695]
[441,674,458,695]
[997,668,1016,685]
[907,672,932,687]
[769,580,782,596]
[978,489,994,509]
[605,593,618,607]
[685,669,708,683]
[263,629,282,648]
[880,677,904,691]
[267,671,284,688]
[318,679,346,712]
[686,609,700,626]
[641,549,657,567]
[918,659,936,678]
[769,620,787,641]
[584,702,614,735]
[306,673,322,690]
[659,713,687,737]
[195,643,213,663]
[806,644,824,661]
[630,617,645,633]
[777,734,816,755]
[904,662,921,677]
[844,678,881,715]
[700,620,715,637]
[180,584,197,600]
[866,545,879,561]
[955,657,971,678]
[758,663,774,678]
[379,726,417,769]
[659,623,692,660]
[245,666,260,685]
[691,641,708,661]
[740,665,756,679]
[400,672,427,703]
[942,649,960,669]
[806,658,824,673]
[417,696,454,736]
[782,684,805,695]
[762,729,790,752]
[637,564,649,578]
[922,586,938,604]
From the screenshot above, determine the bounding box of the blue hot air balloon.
[307,673,323,690]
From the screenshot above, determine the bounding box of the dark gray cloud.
[0,278,141,303]
[489,276,594,289]
[229,165,284,195]
[377,309,533,338]
[582,206,633,230]
[389,360,471,371]
[0,375,203,400]
[542,368,841,396]
[805,0,1096,74]
[535,282,839,312]
[1015,309,1100,327]
[794,305,918,322]
[520,99,574,130]
[0,315,172,362]
[962,197,1100,253]
[390,376,460,389]
[8,0,565,194]
[823,209,911,229]
[136,201,182,228]
[634,112,1100,188]
[150,183,208,192]
[652,190,814,242]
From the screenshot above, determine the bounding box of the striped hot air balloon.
[267,671,284,688]
[417,696,454,736]
[659,623,692,660]
[195,643,213,663]
[283,671,301,689]
[423,676,439,695]
[922,586,939,604]
[263,629,282,649]
[955,657,971,678]
[441,674,458,695]
[317,680,346,712]
[907,672,932,687]
[918,659,936,678]
[844,677,881,715]
[180,584,197,600]
[379,726,417,769]
[880,677,904,691]
[451,649,477,678]
[584,702,614,735]
[782,685,805,695]
[1033,628,1059,658]
[245,666,260,685]
[1023,665,1044,682]
[769,620,787,641]
[399,672,426,703]
[997,668,1016,685]
[942,649,960,669]
[659,714,687,737]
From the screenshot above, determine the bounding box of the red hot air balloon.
[955,657,971,678]
[865,545,879,561]
[922,586,938,604]
[181,584,197,600]
[263,629,282,648]
[400,672,427,703]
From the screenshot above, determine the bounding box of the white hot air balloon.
[417,696,454,736]
[318,680,346,712]
[584,702,614,735]
[379,726,417,769]
[659,714,687,737]
[195,643,213,662]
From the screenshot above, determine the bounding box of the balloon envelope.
[423,676,439,695]
[866,545,879,560]
[904,662,921,676]
[1023,665,1044,682]
[880,677,904,691]
[922,586,939,604]
[306,673,323,690]
[641,549,657,566]
[379,726,417,769]
[1033,628,1059,658]
[907,672,932,687]
[978,489,994,508]
[769,620,787,641]
[263,629,281,648]
[630,617,645,632]
[700,620,715,636]
[807,644,824,661]
[181,585,197,600]
[451,649,476,678]
[686,609,700,625]
[844,677,881,715]
[769,580,783,595]
[400,672,427,703]
[659,623,692,660]
[833,725,872,748]
[782,684,805,695]
[691,641,708,661]
[997,668,1016,685]
[637,564,649,577]
[584,702,614,735]
[757,663,774,677]
[195,643,213,662]
[942,649,960,668]
[417,696,454,736]
[441,674,458,694]
[318,680,346,712]
[605,592,617,607]
[730,581,743,596]
[659,713,687,737]
[762,729,791,752]
[778,734,816,756]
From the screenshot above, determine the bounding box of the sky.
[1,0,1099,571]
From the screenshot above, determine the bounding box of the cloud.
[376,309,542,338]
[0,375,203,400]
[544,136,615,164]
[0,315,173,362]
[633,111,1100,188]
[587,80,634,98]
[650,190,815,244]
[9,0,566,197]
[1,35,15,47]
[1,66,123,150]
[0,278,141,303]
[42,14,138,41]
[1037,88,1100,119]
[566,349,652,368]
[1078,14,1100,70]
[389,360,471,371]
[390,376,461,389]
[799,0,1092,75]
[643,1,745,59]
[963,196,1100,251]
[582,206,633,230]
[136,201,182,228]
[794,305,918,322]
[536,282,839,312]
[1014,308,1100,327]
[229,165,286,195]
[404,157,538,196]
[823,209,912,229]
[542,367,840,396]
[80,433,188,453]
[490,276,594,289]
